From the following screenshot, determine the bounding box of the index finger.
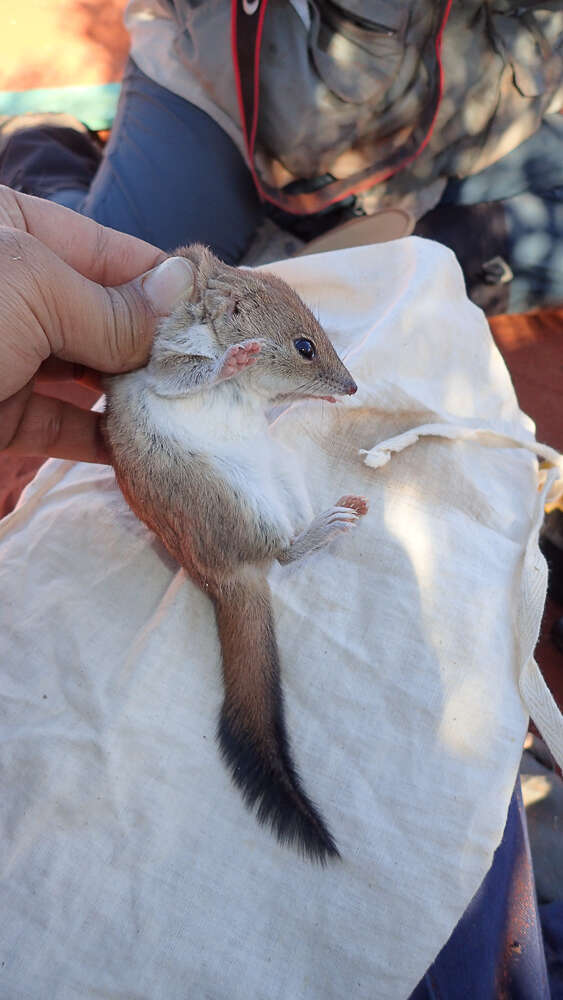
[0,185,167,286]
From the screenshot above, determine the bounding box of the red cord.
[231,1,248,148]
[249,1,268,156]
[231,0,269,200]
[232,0,454,213]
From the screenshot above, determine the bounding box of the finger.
[0,229,194,398]
[0,389,110,464]
[36,358,103,391]
[0,185,166,284]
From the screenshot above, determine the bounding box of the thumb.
[0,228,195,400]
[57,254,195,373]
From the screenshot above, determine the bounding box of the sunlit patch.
[511,193,549,229]
[437,676,496,757]
[521,774,553,808]
[384,496,435,594]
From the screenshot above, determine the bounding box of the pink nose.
[346,380,357,395]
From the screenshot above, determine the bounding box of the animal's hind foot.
[336,494,369,517]
[277,498,367,565]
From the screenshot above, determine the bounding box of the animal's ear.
[168,243,217,305]
[223,290,241,320]
[204,281,239,321]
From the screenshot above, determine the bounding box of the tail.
[212,571,339,863]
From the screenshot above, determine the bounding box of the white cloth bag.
[1,239,561,1000]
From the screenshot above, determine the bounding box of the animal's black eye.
[294,338,316,360]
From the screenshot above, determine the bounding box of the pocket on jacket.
[309,0,411,104]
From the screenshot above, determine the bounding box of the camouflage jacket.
[126,1,563,213]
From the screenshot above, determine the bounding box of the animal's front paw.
[217,340,262,381]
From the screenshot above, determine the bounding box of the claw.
[335,495,369,517]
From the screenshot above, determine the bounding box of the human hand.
[0,186,193,464]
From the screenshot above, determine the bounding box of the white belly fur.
[143,378,313,538]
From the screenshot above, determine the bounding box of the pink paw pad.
[221,341,262,378]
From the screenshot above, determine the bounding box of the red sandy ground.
[0,1,129,91]
[491,311,563,709]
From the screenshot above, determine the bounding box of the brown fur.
[103,245,367,861]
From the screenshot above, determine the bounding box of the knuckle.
[0,185,26,229]
[0,387,32,451]
[32,399,64,453]
[91,224,114,285]
[0,392,64,456]
[0,226,34,260]
[0,419,16,454]
[103,286,139,369]
[0,228,53,326]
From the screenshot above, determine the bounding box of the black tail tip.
[218,712,340,864]
[256,793,340,865]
